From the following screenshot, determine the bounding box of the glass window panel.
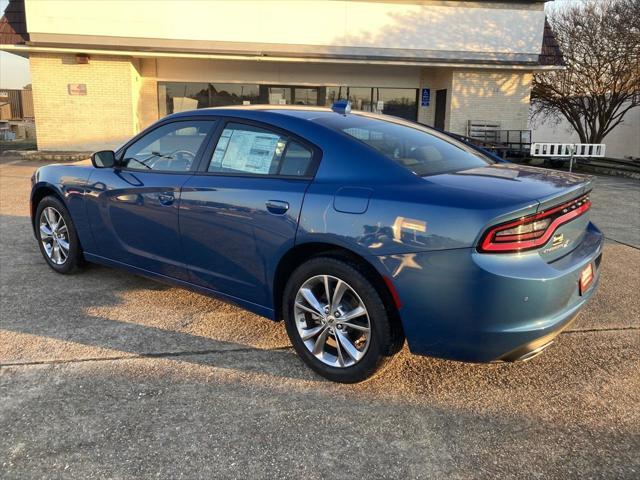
[122,121,215,172]
[325,86,347,106]
[266,87,292,105]
[324,87,418,121]
[347,87,374,113]
[158,83,417,121]
[373,88,418,121]
[209,123,287,175]
[326,86,372,111]
[208,124,312,177]
[279,141,313,176]
[292,88,318,106]
[316,115,493,177]
[158,83,259,114]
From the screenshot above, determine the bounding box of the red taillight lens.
[478,194,591,253]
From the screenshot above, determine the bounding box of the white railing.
[530,143,606,172]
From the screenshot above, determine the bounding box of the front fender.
[30,163,95,253]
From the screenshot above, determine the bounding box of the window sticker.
[213,128,281,174]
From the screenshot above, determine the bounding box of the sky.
[0,0,583,90]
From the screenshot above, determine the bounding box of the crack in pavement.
[562,326,639,334]
[1,327,636,369]
[605,236,640,250]
[0,345,293,368]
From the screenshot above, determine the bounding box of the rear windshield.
[316,114,494,176]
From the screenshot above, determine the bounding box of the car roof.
[166,105,504,160]
[167,105,385,123]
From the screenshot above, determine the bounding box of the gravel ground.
[1,157,639,479]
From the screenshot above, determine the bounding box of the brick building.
[0,0,561,151]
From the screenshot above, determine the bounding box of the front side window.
[316,114,494,176]
[121,121,215,172]
[208,123,313,177]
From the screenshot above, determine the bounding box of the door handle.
[157,192,175,206]
[265,200,289,215]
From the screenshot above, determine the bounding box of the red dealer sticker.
[579,263,594,295]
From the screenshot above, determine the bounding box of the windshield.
[316,114,494,176]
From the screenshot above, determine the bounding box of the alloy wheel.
[293,275,371,368]
[39,207,69,265]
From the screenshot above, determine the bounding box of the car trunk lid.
[424,164,593,258]
[427,163,591,203]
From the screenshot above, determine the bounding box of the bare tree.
[531,0,640,144]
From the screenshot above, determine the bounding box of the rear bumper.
[371,222,604,362]
[495,305,580,362]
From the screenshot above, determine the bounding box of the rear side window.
[279,141,313,176]
[316,114,494,176]
[208,123,314,177]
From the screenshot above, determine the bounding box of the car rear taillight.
[478,194,591,253]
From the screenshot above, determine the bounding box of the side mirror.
[91,150,116,168]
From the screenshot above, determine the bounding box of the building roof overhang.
[1,31,565,71]
[0,42,565,71]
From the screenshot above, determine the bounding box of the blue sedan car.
[30,105,603,382]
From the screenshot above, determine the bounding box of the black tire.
[283,256,398,383]
[35,195,84,274]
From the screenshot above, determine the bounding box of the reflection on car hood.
[71,158,92,166]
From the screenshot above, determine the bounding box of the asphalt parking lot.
[1,156,639,479]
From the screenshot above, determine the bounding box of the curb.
[575,164,640,180]
[0,150,92,162]
[512,158,640,180]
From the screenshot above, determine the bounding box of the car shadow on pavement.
[1,213,315,379]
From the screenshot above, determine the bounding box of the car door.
[86,119,217,280]
[179,120,319,307]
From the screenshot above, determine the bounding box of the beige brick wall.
[448,69,533,135]
[29,53,138,151]
[137,58,159,130]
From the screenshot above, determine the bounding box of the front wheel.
[283,257,398,383]
[35,196,84,274]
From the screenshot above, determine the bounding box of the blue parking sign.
[421,88,430,107]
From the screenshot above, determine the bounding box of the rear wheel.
[283,257,397,383]
[35,196,83,274]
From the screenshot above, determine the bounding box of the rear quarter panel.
[297,181,540,257]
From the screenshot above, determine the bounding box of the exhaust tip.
[500,340,554,362]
